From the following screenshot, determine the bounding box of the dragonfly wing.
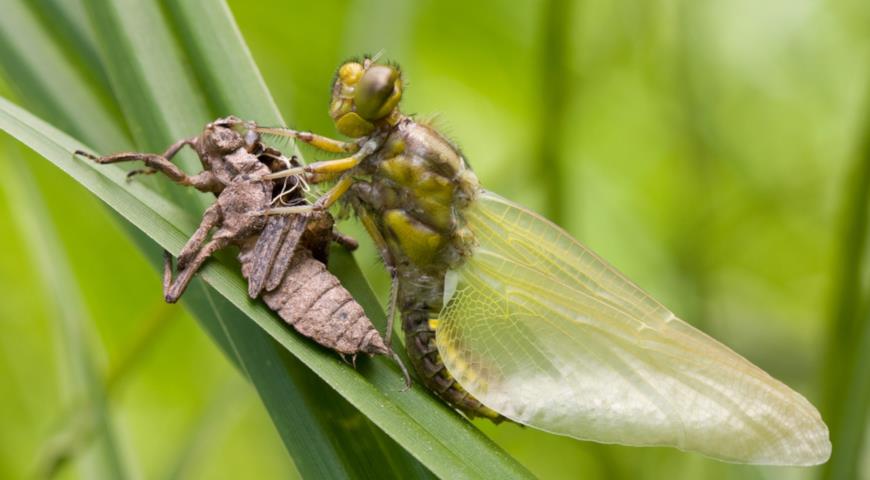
[436,190,830,465]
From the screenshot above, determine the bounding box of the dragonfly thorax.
[350,117,479,276]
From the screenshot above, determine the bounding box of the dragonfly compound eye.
[354,65,402,120]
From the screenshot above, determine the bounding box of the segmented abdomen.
[403,308,501,419]
[239,245,388,356]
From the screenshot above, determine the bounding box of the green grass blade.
[162,0,284,123]
[81,0,210,155]
[0,0,129,151]
[0,94,528,478]
[0,93,532,479]
[82,0,387,473]
[820,105,870,480]
[534,0,572,225]
[30,0,118,95]
[0,146,129,479]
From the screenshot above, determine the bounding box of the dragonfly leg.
[313,174,354,209]
[255,126,360,153]
[354,205,400,350]
[262,155,360,181]
[384,266,399,350]
[263,137,383,181]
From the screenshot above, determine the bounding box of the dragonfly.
[256,56,831,466]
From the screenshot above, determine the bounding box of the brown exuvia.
[75,117,405,368]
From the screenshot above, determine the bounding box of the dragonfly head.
[330,58,403,138]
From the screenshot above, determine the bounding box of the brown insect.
[75,117,407,375]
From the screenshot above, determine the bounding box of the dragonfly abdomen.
[404,309,501,419]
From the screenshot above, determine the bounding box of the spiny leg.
[356,207,400,351]
[313,174,354,209]
[255,126,360,153]
[263,137,383,181]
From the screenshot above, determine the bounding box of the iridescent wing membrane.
[437,190,830,465]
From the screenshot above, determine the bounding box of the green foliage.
[820,99,870,480]
[1,0,869,479]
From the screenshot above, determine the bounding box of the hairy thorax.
[352,118,478,270]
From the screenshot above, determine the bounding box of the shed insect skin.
[75,117,409,376]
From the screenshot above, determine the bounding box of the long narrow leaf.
[820,102,870,480]
[163,0,284,123]
[0,0,128,151]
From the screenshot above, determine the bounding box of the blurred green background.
[1,0,869,479]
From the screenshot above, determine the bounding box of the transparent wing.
[437,190,830,465]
